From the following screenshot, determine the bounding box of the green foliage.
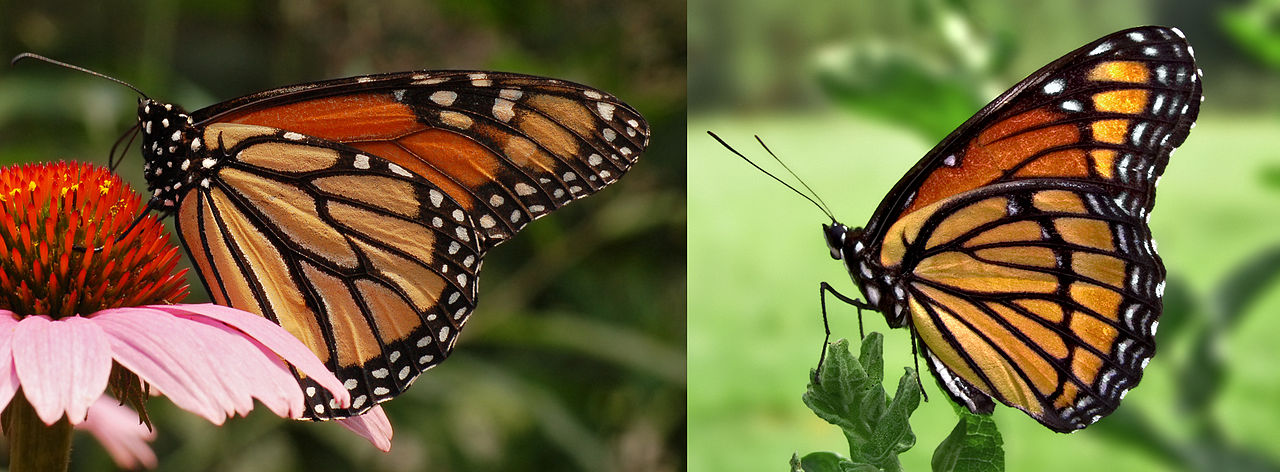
[814,1,1016,140]
[795,336,1003,472]
[1220,0,1280,71]
[931,406,1002,472]
[796,336,919,472]
[1261,165,1280,190]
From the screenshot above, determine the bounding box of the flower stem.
[5,391,72,472]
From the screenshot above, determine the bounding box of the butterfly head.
[822,222,864,261]
[137,98,200,210]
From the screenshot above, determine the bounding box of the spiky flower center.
[0,162,187,318]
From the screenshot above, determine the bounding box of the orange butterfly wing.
[204,72,647,249]
[143,71,647,419]
[838,26,1201,432]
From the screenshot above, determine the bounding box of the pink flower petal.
[93,307,293,423]
[12,315,112,424]
[177,314,309,418]
[336,405,394,452]
[77,396,157,469]
[144,304,349,408]
[90,305,349,423]
[0,311,22,411]
[91,309,225,422]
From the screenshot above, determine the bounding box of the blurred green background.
[690,0,1280,471]
[0,1,685,471]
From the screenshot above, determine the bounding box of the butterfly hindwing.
[836,26,1201,432]
[175,123,486,418]
[885,179,1162,431]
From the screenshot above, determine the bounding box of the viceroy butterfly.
[718,25,1202,432]
[15,54,650,420]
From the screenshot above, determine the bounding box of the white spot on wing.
[1131,122,1148,144]
[354,154,370,169]
[493,98,516,122]
[1088,42,1113,56]
[388,163,412,177]
[1042,79,1065,95]
[597,102,615,120]
[430,90,457,106]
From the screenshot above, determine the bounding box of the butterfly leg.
[907,328,929,401]
[815,282,876,383]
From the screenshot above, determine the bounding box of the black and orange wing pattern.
[137,71,648,418]
[825,26,1201,432]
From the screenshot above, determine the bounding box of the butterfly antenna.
[11,53,149,99]
[752,135,836,218]
[708,131,834,221]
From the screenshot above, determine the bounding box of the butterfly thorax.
[138,98,202,210]
[823,222,909,327]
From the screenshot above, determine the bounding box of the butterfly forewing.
[864,26,1200,237]
[196,71,649,251]
[843,26,1200,432]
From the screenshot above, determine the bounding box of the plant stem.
[5,392,72,472]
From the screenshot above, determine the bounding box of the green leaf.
[795,452,845,472]
[931,406,1004,472]
[1214,244,1280,327]
[817,49,986,141]
[1220,1,1280,71]
[800,335,921,472]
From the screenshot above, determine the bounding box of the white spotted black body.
[138,98,203,210]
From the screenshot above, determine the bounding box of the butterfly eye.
[823,223,846,260]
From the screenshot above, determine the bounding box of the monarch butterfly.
[19,54,650,419]
[719,26,1202,432]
